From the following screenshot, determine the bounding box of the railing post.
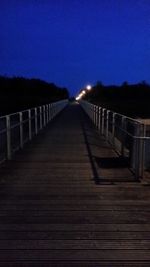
[92,105,94,123]
[46,104,49,123]
[98,107,100,130]
[102,108,105,135]
[53,104,54,119]
[0,100,68,164]
[106,110,110,141]
[6,115,11,160]
[112,112,116,146]
[121,116,126,157]
[95,106,97,126]
[48,104,51,121]
[43,105,46,127]
[96,106,99,128]
[132,123,141,180]
[49,104,52,120]
[138,123,145,179]
[93,105,95,125]
[28,110,32,140]
[40,106,42,129]
[94,105,96,125]
[134,136,140,180]
[79,100,149,180]
[95,106,97,127]
[34,108,38,135]
[141,124,146,178]
[51,104,53,119]
[19,112,23,148]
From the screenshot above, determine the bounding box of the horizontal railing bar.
[0,102,59,119]
[79,100,150,180]
[0,99,68,164]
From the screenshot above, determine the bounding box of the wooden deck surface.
[0,102,149,266]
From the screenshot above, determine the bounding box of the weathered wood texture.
[0,103,149,266]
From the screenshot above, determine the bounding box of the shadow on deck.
[0,102,149,266]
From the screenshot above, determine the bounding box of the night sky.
[0,0,150,96]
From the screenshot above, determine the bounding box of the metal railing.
[0,99,68,163]
[80,100,150,180]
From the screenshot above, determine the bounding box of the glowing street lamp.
[76,95,81,101]
[76,85,92,101]
[86,85,92,91]
[76,92,82,101]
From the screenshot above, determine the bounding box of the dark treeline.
[83,81,150,118]
[0,76,69,115]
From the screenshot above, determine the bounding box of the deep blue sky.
[0,0,150,96]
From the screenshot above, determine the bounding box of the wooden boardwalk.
[0,102,149,266]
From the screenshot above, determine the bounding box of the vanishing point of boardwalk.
[0,102,149,266]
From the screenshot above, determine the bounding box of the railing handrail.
[80,100,150,180]
[0,99,67,119]
[0,99,68,163]
[82,101,145,127]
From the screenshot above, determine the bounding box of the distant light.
[76,93,82,101]
[76,89,87,101]
[86,85,92,90]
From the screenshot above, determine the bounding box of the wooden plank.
[0,240,150,250]
[0,262,149,267]
[0,250,150,261]
[0,231,149,240]
[0,103,149,264]
[0,223,149,232]
[0,204,150,211]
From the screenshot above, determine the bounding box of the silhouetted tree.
[83,81,150,118]
[0,76,69,115]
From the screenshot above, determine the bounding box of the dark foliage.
[0,76,69,115]
[83,82,150,118]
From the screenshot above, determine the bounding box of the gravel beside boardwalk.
[0,102,149,266]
